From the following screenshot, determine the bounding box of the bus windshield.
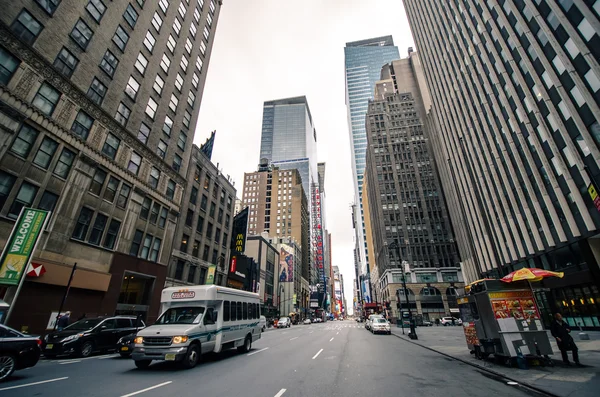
[155,307,205,325]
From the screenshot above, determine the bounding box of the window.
[200,40,206,55]
[187,266,196,282]
[89,169,106,195]
[169,94,178,112]
[143,31,156,52]
[167,179,176,199]
[125,76,140,100]
[33,136,58,169]
[209,0,215,14]
[53,47,78,77]
[134,52,148,75]
[173,154,182,171]
[35,0,61,15]
[192,73,199,89]
[138,122,150,143]
[0,172,16,209]
[200,194,207,211]
[71,19,93,49]
[175,74,184,92]
[123,4,138,28]
[153,74,165,95]
[196,215,204,233]
[190,23,197,38]
[140,234,152,259]
[33,83,60,115]
[564,38,580,59]
[150,202,159,224]
[128,152,141,175]
[207,12,212,27]
[88,213,107,245]
[158,207,168,228]
[194,6,201,23]
[86,0,106,22]
[8,182,38,219]
[173,18,182,36]
[217,208,223,223]
[102,133,120,160]
[222,232,227,247]
[113,25,129,51]
[87,78,106,105]
[145,97,158,119]
[178,1,187,18]
[53,148,75,178]
[185,38,193,55]
[160,53,171,73]
[11,125,39,158]
[103,219,121,249]
[190,186,198,204]
[167,35,177,53]
[188,90,196,108]
[177,131,187,150]
[149,167,160,189]
[11,10,43,45]
[183,110,191,128]
[159,0,169,14]
[209,202,215,217]
[0,47,20,85]
[157,140,167,159]
[130,230,143,255]
[570,86,586,107]
[196,56,203,72]
[117,183,131,208]
[585,69,600,93]
[140,197,151,219]
[215,228,220,243]
[152,12,162,32]
[99,50,118,77]
[206,222,213,238]
[149,238,161,262]
[163,116,173,135]
[115,102,131,126]
[72,207,93,240]
[203,26,210,41]
[180,56,188,72]
[38,190,58,213]
[578,18,594,42]
[185,209,193,226]
[103,176,119,202]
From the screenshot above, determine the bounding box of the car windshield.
[279,318,287,322]
[374,319,387,323]
[64,318,103,331]
[156,307,205,324]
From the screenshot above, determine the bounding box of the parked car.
[303,318,312,325]
[44,316,145,358]
[365,314,383,331]
[440,317,462,326]
[259,316,267,332]
[0,324,41,381]
[421,320,433,327]
[277,317,291,328]
[116,333,136,358]
[370,318,392,335]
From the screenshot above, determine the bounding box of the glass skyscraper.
[345,36,399,276]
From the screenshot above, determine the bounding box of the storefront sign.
[0,208,49,286]
[205,265,216,285]
[588,183,600,213]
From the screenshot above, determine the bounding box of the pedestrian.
[435,318,440,326]
[57,311,71,331]
[550,313,581,366]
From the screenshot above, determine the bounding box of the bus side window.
[253,303,258,319]
[242,302,248,320]
[258,304,261,318]
[251,303,255,319]
[224,301,230,322]
[231,302,237,321]
[237,301,243,320]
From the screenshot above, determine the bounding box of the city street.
[1,322,534,397]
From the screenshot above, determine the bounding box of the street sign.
[0,208,49,286]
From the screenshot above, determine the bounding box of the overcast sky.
[195,0,414,314]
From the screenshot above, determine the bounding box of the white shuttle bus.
[132,285,262,369]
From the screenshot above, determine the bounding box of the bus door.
[202,307,217,353]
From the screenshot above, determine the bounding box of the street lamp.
[388,242,418,340]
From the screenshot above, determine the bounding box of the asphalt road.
[1,322,534,397]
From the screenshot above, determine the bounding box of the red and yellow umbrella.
[500,268,564,283]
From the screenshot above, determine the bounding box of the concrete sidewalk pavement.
[391,325,600,397]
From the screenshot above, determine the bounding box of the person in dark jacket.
[57,311,71,331]
[550,313,580,366]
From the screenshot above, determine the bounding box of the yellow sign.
[235,233,244,252]
[589,184,598,200]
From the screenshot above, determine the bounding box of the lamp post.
[389,242,417,340]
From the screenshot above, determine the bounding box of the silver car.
[371,318,391,335]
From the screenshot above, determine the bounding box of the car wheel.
[238,335,252,353]
[181,344,200,369]
[0,354,16,381]
[79,341,94,358]
[134,360,152,369]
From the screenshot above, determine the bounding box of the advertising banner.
[205,265,216,285]
[279,246,294,282]
[0,208,49,286]
[230,207,249,253]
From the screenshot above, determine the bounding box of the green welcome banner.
[205,265,216,285]
[0,208,49,286]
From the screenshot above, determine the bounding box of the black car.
[44,316,145,358]
[0,324,41,381]
[116,333,137,358]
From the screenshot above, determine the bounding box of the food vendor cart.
[457,279,553,366]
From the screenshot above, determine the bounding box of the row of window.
[0,171,58,220]
[72,207,121,250]
[129,229,162,262]
[222,301,260,322]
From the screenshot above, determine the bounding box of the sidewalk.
[391,325,600,397]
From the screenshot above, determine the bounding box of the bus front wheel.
[238,336,251,353]
[181,344,200,369]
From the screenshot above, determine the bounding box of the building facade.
[167,144,236,288]
[404,0,600,328]
[245,234,279,319]
[344,36,400,287]
[267,236,306,319]
[0,0,221,334]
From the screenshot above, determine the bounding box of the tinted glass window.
[116,318,131,328]
[223,301,230,322]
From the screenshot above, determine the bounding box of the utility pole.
[389,242,417,340]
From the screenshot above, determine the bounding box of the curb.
[390,331,559,397]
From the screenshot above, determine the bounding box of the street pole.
[390,242,417,339]
[53,262,77,332]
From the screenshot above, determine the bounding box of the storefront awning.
[27,261,111,292]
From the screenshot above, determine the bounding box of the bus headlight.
[134,336,144,344]
[172,336,189,344]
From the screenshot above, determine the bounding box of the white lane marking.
[58,360,81,365]
[312,348,324,360]
[98,354,119,359]
[290,337,298,341]
[120,381,172,397]
[0,377,69,392]
[247,347,269,356]
[329,337,334,342]
[57,355,109,364]
[274,388,287,397]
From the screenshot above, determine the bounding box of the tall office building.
[344,36,399,295]
[404,0,600,328]
[0,0,221,333]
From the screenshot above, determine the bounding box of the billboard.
[279,245,294,283]
[0,208,49,286]
[205,265,216,285]
[230,207,249,253]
